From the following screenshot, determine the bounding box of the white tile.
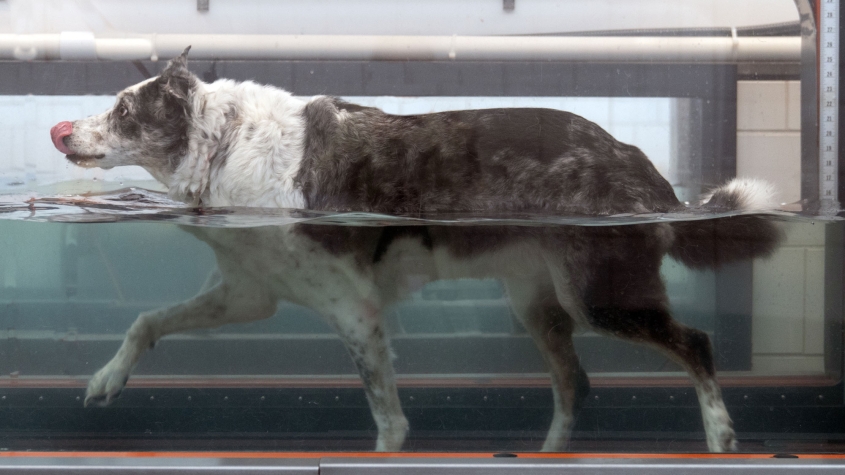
[752,355,825,375]
[786,80,801,131]
[737,81,788,131]
[736,132,801,204]
[803,248,825,355]
[752,248,805,355]
[780,221,826,247]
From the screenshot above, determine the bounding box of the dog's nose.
[50,121,73,155]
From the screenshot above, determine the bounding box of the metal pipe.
[0,33,800,63]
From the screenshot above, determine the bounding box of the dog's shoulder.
[303,95,383,121]
[331,97,381,115]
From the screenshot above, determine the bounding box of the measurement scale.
[820,0,840,212]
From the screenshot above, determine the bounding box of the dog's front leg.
[85,281,276,406]
[327,304,408,452]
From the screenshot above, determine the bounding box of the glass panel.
[1,0,842,458]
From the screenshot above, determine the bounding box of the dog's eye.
[119,106,128,117]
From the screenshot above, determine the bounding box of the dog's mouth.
[66,153,106,168]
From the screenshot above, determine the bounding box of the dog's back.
[298,97,682,215]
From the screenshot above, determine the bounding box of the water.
[0,189,842,452]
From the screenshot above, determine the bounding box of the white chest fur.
[169,79,309,208]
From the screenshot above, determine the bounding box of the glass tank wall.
[0,0,842,459]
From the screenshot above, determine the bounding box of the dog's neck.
[166,79,308,207]
[163,80,225,205]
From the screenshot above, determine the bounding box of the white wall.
[1,0,799,36]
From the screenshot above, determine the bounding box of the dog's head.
[50,47,197,179]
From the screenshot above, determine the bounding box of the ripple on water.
[0,187,841,228]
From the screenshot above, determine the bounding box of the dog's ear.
[159,46,195,109]
[162,46,191,76]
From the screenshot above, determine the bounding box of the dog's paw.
[707,426,738,453]
[84,362,131,407]
[374,417,409,452]
[705,415,738,452]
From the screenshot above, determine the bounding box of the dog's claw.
[85,361,132,407]
[83,388,123,408]
[83,394,109,408]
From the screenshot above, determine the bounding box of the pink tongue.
[50,121,73,155]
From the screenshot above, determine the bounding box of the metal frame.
[0,456,319,474]
[1,455,845,474]
[798,0,822,207]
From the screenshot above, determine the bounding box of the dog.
[50,47,781,452]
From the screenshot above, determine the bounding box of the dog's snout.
[50,121,73,155]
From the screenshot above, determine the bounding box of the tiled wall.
[736,81,802,205]
[736,81,826,375]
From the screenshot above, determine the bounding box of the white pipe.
[0,33,800,63]
[0,34,61,60]
[59,31,97,60]
[155,34,801,63]
[96,38,156,61]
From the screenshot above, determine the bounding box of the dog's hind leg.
[504,279,589,452]
[546,260,737,453]
[323,302,408,452]
[588,306,736,452]
[85,281,276,407]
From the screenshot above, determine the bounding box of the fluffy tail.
[669,178,783,269]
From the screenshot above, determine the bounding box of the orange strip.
[1,451,844,459]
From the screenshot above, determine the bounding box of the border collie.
[50,47,781,452]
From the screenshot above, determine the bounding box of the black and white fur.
[55,48,782,452]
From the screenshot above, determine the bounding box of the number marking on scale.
[820,0,840,210]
